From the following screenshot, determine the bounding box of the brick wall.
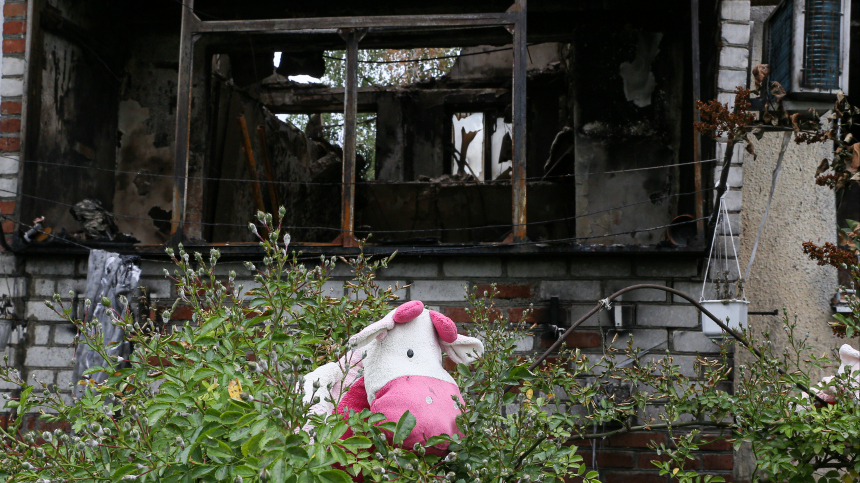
[0,0,24,230]
[2,252,735,480]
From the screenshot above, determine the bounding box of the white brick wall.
[24,347,76,368]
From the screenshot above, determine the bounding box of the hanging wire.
[3,155,717,187]
[0,185,714,236]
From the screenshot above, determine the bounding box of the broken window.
[450,112,512,181]
[15,2,706,253]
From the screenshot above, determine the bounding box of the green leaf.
[242,432,264,457]
[189,465,215,479]
[233,465,257,477]
[286,446,310,464]
[111,464,139,479]
[392,411,416,445]
[220,410,244,425]
[198,316,225,337]
[83,365,108,376]
[315,469,352,483]
[340,436,372,453]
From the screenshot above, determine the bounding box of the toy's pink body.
[372,375,465,452]
[303,301,483,456]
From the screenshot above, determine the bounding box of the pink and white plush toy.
[302,300,483,453]
[811,344,860,405]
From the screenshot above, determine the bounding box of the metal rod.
[236,115,266,216]
[340,28,361,248]
[511,0,528,242]
[171,1,199,236]
[194,13,516,34]
[525,284,825,405]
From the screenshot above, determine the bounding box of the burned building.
[0,0,857,480]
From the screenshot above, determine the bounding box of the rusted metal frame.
[691,0,704,242]
[193,13,516,34]
[171,1,201,236]
[339,28,365,248]
[511,0,528,242]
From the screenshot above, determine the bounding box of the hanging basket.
[700,196,748,339]
[701,299,749,338]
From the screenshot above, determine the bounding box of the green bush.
[0,212,596,483]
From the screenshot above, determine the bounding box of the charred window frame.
[172,1,530,248]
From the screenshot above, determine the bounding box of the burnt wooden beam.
[339,28,365,248]
[171,1,201,236]
[194,13,516,34]
[511,0,528,242]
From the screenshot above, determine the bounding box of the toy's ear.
[349,317,395,349]
[442,334,484,365]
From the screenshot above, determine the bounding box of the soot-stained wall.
[24,5,120,234]
[573,27,685,246]
[112,33,179,245]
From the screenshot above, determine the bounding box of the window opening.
[451,112,485,180]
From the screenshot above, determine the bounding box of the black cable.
[0,186,714,236]
[4,155,717,187]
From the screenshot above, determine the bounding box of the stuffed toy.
[302,300,484,454]
[811,343,860,405]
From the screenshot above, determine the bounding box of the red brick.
[591,450,636,468]
[3,3,27,17]
[0,413,8,431]
[565,331,602,348]
[607,432,667,448]
[475,283,532,299]
[0,119,21,133]
[441,306,502,323]
[2,39,25,53]
[0,137,20,152]
[1,102,22,115]
[507,307,550,323]
[702,454,733,470]
[0,201,14,215]
[441,306,471,323]
[604,471,667,483]
[3,20,26,34]
[2,219,13,234]
[697,436,733,451]
[169,305,194,321]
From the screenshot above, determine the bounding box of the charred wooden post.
[171,0,199,237]
[339,28,365,248]
[511,0,528,242]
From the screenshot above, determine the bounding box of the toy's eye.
[407,349,414,358]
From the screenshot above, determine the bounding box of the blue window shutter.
[768,0,794,91]
[802,0,841,89]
